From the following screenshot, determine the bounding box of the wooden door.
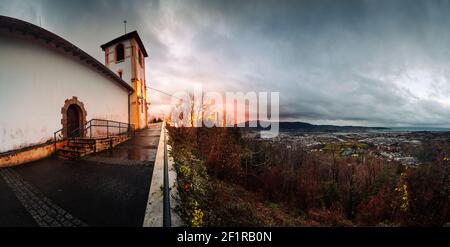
[67,105,80,137]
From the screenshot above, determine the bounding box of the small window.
[118,71,123,79]
[115,44,125,62]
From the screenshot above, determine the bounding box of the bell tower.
[101,31,149,129]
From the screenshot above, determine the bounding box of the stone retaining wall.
[94,135,130,153]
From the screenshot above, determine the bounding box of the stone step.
[56,153,70,160]
[56,147,94,159]
[66,142,95,148]
[94,136,127,141]
[63,145,95,152]
[55,135,131,160]
[67,139,96,145]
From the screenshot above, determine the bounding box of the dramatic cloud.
[2,0,450,126]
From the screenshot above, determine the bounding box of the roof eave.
[0,15,133,92]
[100,31,148,57]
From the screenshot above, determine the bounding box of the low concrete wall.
[0,141,67,168]
[0,135,130,167]
[143,126,165,227]
[143,124,183,227]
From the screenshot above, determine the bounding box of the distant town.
[246,122,450,167]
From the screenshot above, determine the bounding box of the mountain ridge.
[244,121,389,132]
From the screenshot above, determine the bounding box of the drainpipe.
[128,91,132,134]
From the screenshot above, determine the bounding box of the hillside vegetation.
[168,126,450,227]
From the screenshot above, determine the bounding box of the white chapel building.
[0,16,150,166]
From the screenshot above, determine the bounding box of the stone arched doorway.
[61,97,87,138]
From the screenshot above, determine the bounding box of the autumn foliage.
[168,126,450,226]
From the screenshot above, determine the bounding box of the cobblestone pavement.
[0,123,161,227]
[0,168,87,227]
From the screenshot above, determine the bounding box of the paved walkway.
[0,123,161,227]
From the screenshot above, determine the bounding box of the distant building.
[0,16,149,166]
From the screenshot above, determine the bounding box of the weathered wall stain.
[0,141,67,167]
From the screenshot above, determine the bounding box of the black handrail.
[163,125,171,227]
[53,123,79,150]
[54,131,61,151]
[72,119,133,138]
[53,119,135,151]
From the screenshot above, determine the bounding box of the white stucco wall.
[0,33,130,153]
[106,40,132,85]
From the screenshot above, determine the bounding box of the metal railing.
[53,119,135,150]
[163,125,171,227]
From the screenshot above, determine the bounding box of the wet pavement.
[0,123,161,227]
[86,125,160,166]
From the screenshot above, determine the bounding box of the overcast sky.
[2,0,450,127]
